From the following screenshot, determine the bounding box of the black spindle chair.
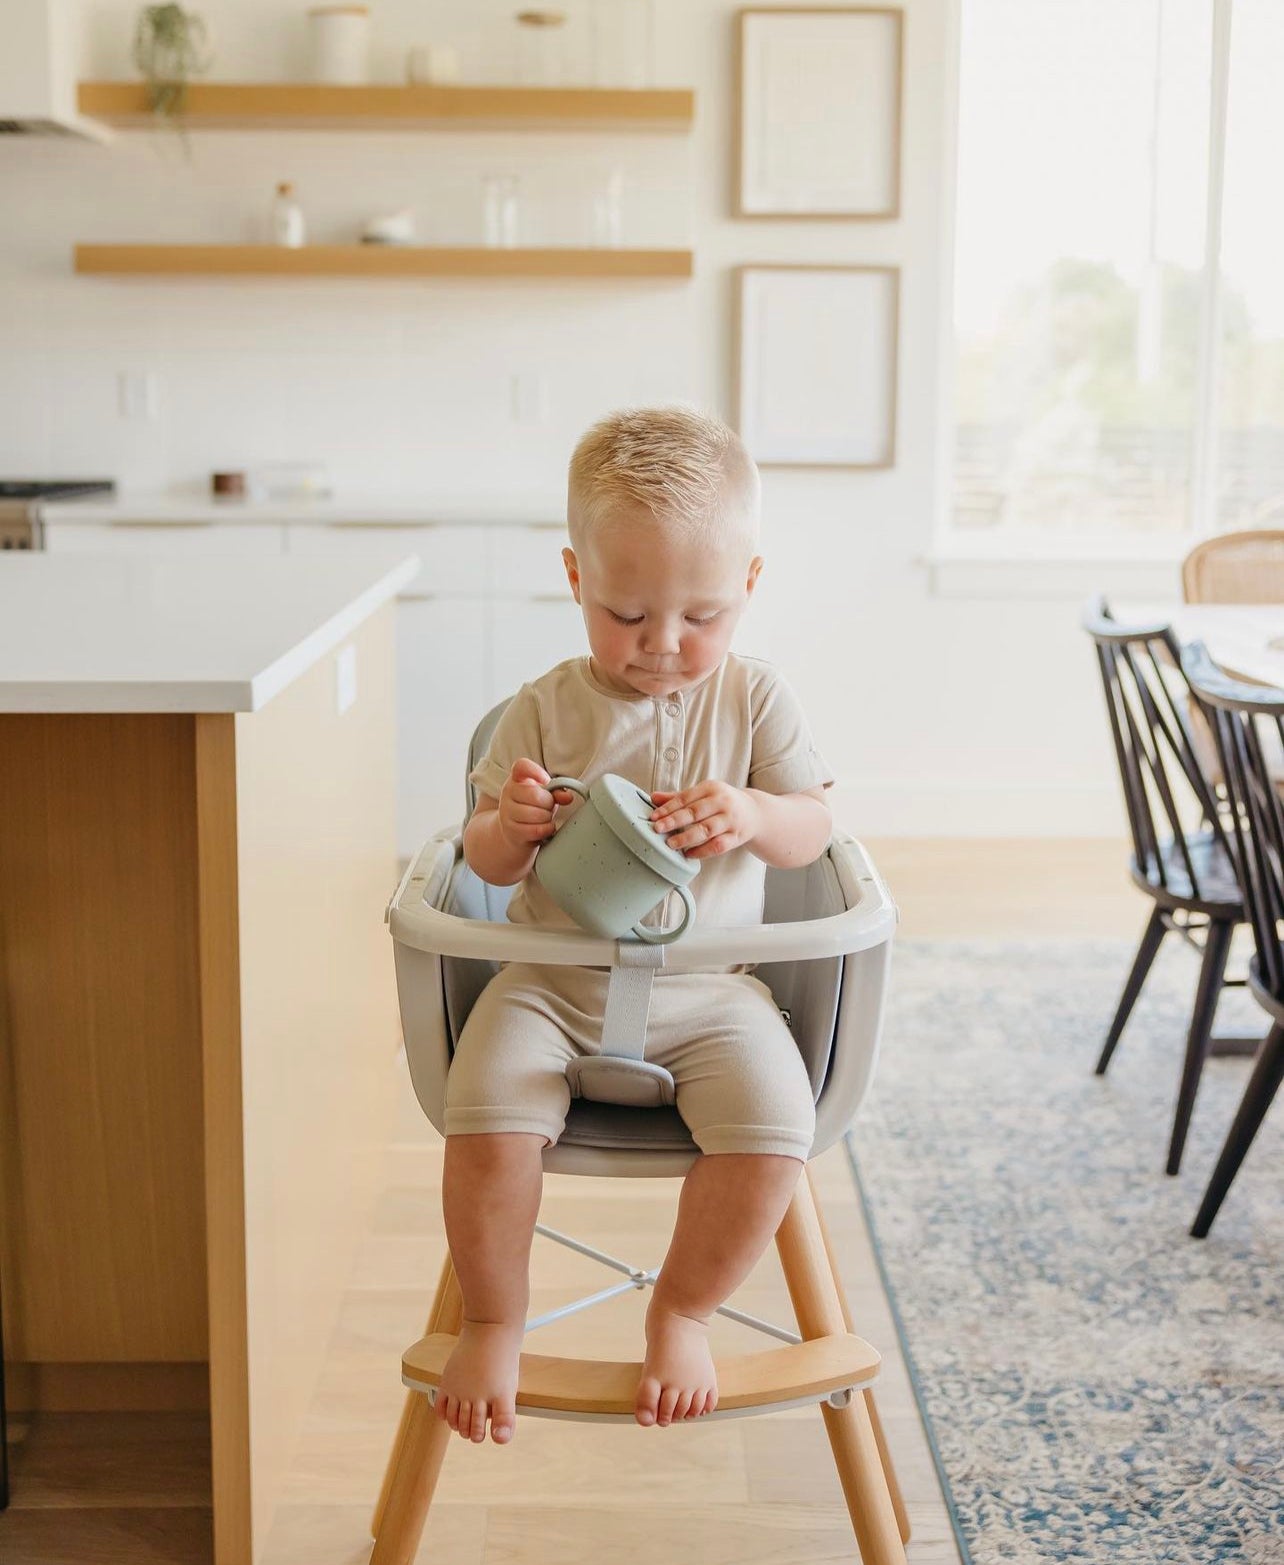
[1182,640,1284,1236]
[1083,597,1254,1175]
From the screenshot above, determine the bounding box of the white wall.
[0,0,1139,837]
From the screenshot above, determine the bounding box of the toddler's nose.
[640,619,681,656]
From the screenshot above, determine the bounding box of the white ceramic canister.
[308,5,371,85]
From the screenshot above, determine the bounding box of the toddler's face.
[563,508,762,698]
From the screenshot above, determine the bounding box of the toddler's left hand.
[650,781,759,860]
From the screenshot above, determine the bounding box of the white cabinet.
[397,597,493,851]
[44,522,286,555]
[489,524,570,598]
[490,595,585,707]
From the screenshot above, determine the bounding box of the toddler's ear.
[746,555,764,595]
[562,547,582,603]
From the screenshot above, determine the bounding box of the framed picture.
[734,264,899,468]
[734,7,903,220]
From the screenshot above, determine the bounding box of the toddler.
[436,406,834,1445]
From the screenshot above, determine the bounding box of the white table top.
[1160,604,1284,690]
[0,553,419,713]
[38,492,565,529]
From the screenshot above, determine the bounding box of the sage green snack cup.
[534,773,699,944]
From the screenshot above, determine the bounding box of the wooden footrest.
[401,1331,880,1421]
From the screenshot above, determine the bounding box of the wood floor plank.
[0,1509,214,1565]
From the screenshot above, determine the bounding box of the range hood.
[0,0,111,141]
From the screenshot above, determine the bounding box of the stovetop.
[0,480,116,501]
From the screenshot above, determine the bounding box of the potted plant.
[133,4,212,134]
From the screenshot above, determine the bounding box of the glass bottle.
[272,182,305,248]
[482,174,521,246]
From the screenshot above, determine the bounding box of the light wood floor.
[2,839,1139,1564]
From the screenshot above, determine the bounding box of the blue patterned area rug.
[845,938,1284,1565]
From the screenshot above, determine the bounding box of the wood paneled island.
[0,553,417,1562]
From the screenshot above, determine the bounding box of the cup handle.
[633,882,696,945]
[545,775,589,802]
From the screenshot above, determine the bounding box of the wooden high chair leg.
[812,1169,911,1546]
[371,1253,463,1549]
[776,1168,908,1565]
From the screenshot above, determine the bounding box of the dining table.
[1157,603,1284,687]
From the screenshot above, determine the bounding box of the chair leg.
[1192,1022,1284,1238]
[812,1168,911,1546]
[775,1167,907,1565]
[1096,907,1166,1074]
[371,1253,463,1544]
[1168,917,1233,1176]
[370,1388,454,1565]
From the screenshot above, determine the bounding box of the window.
[1215,0,1284,530]
[949,0,1282,544]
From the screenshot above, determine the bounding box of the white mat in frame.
[735,6,904,219]
[734,263,900,469]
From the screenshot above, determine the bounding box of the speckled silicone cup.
[534,773,699,944]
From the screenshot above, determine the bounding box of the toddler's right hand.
[498,758,575,851]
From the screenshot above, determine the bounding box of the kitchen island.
[36,491,583,858]
[0,553,417,1563]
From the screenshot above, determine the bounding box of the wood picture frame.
[734,263,900,469]
[734,7,903,220]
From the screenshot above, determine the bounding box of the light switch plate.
[336,643,358,715]
[117,370,159,421]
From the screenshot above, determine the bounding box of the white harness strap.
[565,940,677,1108]
[600,940,666,1059]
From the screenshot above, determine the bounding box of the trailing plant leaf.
[132,4,212,133]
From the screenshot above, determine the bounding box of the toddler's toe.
[656,1386,682,1427]
[491,1403,516,1444]
[634,1374,661,1426]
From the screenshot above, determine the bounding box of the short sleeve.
[748,670,834,795]
[467,684,544,801]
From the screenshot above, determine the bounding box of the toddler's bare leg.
[437,1130,545,1445]
[636,1152,804,1427]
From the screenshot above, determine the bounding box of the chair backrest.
[1082,595,1230,898]
[1182,529,1284,604]
[1182,641,1284,1011]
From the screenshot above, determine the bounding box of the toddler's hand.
[498,757,575,851]
[650,781,761,860]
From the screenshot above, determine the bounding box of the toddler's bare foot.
[435,1319,524,1444]
[635,1302,718,1427]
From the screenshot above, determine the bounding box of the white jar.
[308,5,371,85]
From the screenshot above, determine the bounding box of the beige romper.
[442,653,834,1159]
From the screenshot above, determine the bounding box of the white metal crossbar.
[526,1221,803,1346]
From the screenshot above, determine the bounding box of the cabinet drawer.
[44,522,286,555]
[488,524,573,599]
[286,523,486,597]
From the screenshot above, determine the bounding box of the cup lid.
[591,773,700,885]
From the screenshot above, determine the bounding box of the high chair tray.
[401,1330,881,1423]
[387,829,897,970]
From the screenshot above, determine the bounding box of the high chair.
[370,702,909,1565]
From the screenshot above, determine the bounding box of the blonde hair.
[567,405,760,556]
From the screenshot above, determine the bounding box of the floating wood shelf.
[77,81,695,132]
[73,244,693,280]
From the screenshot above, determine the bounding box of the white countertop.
[0,553,419,713]
[38,492,566,528]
